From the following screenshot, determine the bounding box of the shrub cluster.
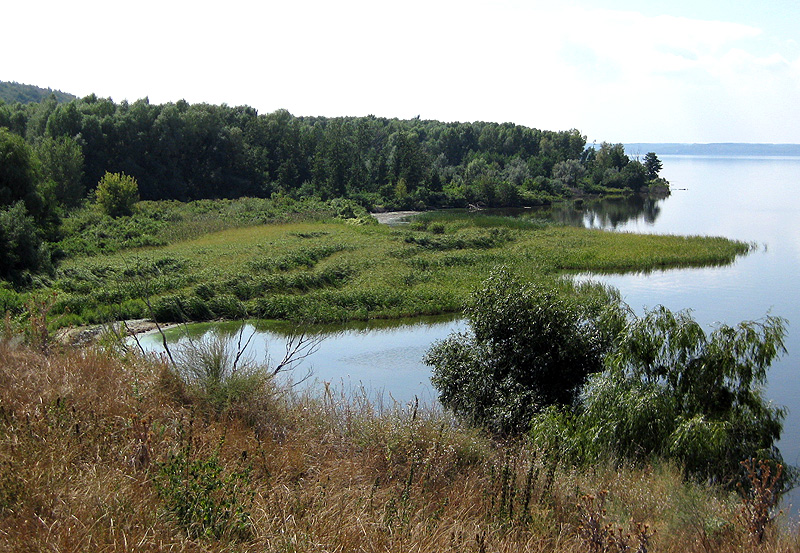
[427,269,790,486]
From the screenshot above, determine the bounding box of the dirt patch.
[371,211,420,225]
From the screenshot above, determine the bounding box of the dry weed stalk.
[577,490,653,553]
[739,458,783,544]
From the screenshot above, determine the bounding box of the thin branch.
[271,331,323,376]
[123,256,178,371]
[122,320,146,356]
[232,323,257,374]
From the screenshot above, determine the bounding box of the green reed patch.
[246,244,348,273]
[402,227,515,250]
[39,209,753,327]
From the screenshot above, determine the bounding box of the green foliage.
[0,94,645,209]
[154,437,254,541]
[57,207,166,256]
[425,270,625,433]
[34,136,85,207]
[620,160,648,190]
[644,152,663,180]
[0,283,25,314]
[95,171,139,217]
[0,202,52,283]
[427,269,789,484]
[530,306,788,485]
[0,128,44,218]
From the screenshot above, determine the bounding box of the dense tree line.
[0,94,663,211]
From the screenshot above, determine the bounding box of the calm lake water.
[137,155,800,483]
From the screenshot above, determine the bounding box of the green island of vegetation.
[0,84,795,550]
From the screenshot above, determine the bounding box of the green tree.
[643,152,663,180]
[594,142,629,171]
[0,128,43,216]
[96,171,139,217]
[34,136,85,207]
[424,270,624,433]
[621,160,648,190]
[551,159,586,189]
[0,202,51,282]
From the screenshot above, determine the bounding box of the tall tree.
[0,128,43,218]
[643,152,663,180]
[35,136,85,207]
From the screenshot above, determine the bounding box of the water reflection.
[134,315,466,405]
[530,195,664,229]
[451,193,667,230]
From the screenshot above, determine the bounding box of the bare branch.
[232,323,258,374]
[121,320,146,356]
[271,331,322,376]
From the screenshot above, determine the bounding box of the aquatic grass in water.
[47,211,752,326]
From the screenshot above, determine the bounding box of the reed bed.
[45,213,751,327]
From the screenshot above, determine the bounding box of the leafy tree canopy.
[643,151,663,180]
[425,270,626,433]
[96,171,139,217]
[0,128,41,213]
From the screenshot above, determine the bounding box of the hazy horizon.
[4,0,798,145]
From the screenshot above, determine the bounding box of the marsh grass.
[45,207,752,327]
[1,341,798,550]
[172,332,268,414]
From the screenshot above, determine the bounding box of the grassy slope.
[51,215,751,325]
[1,342,794,551]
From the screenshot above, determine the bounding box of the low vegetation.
[0,203,751,332]
[0,331,796,551]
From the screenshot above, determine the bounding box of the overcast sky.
[3,0,799,143]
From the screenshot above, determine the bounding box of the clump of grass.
[246,244,348,273]
[402,227,515,250]
[171,331,270,414]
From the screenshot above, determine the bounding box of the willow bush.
[427,269,790,485]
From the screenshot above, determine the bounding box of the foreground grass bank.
[0,340,795,552]
[22,204,753,328]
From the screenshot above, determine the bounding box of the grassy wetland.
[14,197,752,329]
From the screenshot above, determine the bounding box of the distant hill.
[624,143,800,157]
[0,80,77,104]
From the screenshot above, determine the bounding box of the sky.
[3,0,799,144]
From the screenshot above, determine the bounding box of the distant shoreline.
[622,143,800,157]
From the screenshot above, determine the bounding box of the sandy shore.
[371,211,420,225]
[56,319,180,347]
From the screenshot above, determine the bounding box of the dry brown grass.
[0,340,798,552]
